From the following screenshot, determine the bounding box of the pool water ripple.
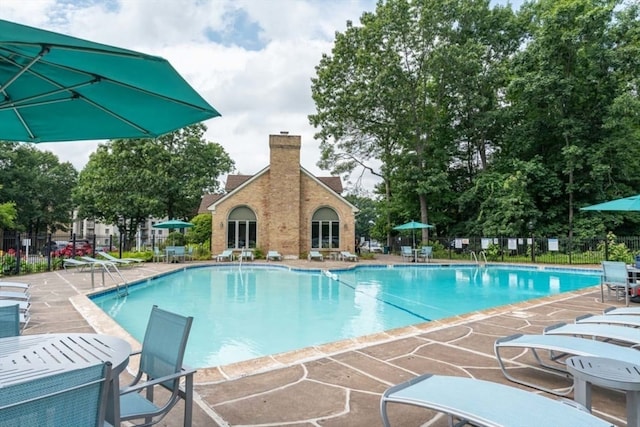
[90,264,600,368]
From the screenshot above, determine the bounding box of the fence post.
[71,233,77,258]
[15,232,21,275]
[531,236,536,263]
[568,236,573,265]
[46,233,52,271]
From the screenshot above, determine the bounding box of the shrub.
[599,232,633,263]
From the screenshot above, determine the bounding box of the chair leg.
[181,372,194,427]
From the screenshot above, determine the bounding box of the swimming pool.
[90,264,600,368]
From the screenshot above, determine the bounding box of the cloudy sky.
[2,0,523,192]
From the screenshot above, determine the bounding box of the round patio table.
[0,333,131,425]
[567,356,640,427]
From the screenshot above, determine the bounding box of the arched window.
[311,207,339,249]
[227,206,257,249]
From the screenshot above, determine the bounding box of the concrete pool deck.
[16,255,630,426]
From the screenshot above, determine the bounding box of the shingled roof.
[225,172,343,194]
[198,170,344,214]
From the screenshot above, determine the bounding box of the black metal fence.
[388,235,640,266]
[2,232,638,277]
[0,232,184,276]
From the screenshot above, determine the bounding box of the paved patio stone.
[10,256,632,426]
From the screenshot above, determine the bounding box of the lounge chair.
[380,374,612,427]
[576,313,640,328]
[603,306,640,316]
[80,255,118,269]
[495,333,640,395]
[308,251,323,261]
[239,249,254,261]
[118,305,196,426]
[0,282,30,301]
[266,250,282,261]
[0,281,30,292]
[417,246,433,262]
[340,251,358,262]
[0,299,30,313]
[400,246,413,262]
[601,261,639,306]
[216,249,234,262]
[0,290,30,302]
[97,251,143,265]
[63,257,92,271]
[0,361,112,426]
[544,322,640,347]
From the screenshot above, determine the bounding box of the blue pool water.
[90,264,600,368]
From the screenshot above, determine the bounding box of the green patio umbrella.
[393,220,434,249]
[0,19,220,142]
[153,220,194,245]
[581,194,640,211]
[153,219,195,229]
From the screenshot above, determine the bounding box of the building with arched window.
[199,133,358,259]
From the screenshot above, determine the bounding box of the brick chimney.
[268,133,301,254]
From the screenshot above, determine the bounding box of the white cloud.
[3,0,523,194]
[2,0,381,192]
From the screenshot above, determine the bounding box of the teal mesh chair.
[119,305,196,426]
[601,261,639,306]
[0,361,111,427]
[418,246,433,262]
[0,302,20,337]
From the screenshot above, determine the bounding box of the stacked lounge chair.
[97,251,143,265]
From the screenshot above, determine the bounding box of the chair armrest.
[119,366,197,396]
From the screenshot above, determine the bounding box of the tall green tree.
[310,0,519,242]
[500,0,632,239]
[74,124,234,245]
[0,142,77,235]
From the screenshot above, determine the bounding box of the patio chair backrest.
[602,261,629,285]
[401,246,412,255]
[140,305,193,391]
[0,303,20,338]
[0,361,111,427]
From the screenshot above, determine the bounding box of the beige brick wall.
[268,134,301,254]
[210,134,355,258]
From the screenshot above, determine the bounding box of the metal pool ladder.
[91,263,128,297]
[470,250,487,266]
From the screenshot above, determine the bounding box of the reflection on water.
[91,265,600,368]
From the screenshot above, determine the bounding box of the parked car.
[62,240,92,255]
[362,241,383,253]
[95,244,116,252]
[40,241,68,256]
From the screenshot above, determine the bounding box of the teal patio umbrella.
[153,220,194,245]
[393,220,434,249]
[581,195,640,211]
[153,220,195,229]
[0,19,220,142]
